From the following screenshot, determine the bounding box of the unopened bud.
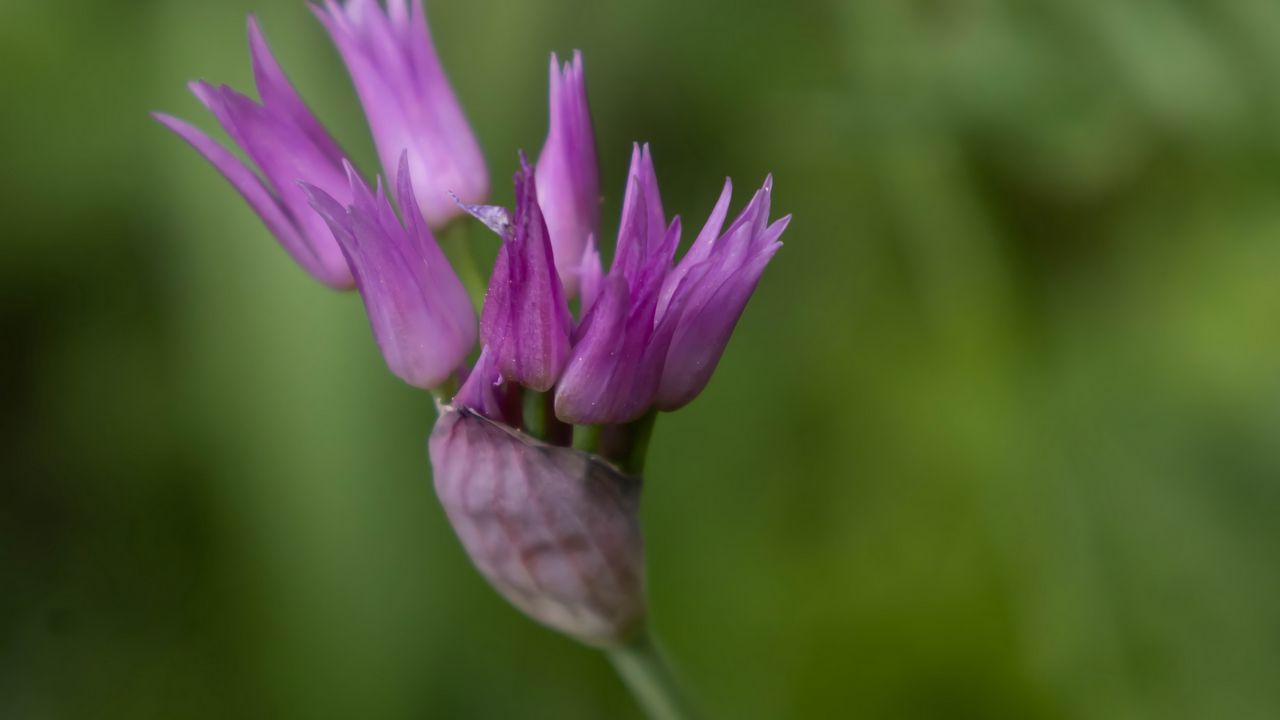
[429,406,646,646]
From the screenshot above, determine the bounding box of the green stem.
[430,373,459,405]
[437,220,488,309]
[607,628,692,720]
[522,390,546,440]
[601,410,658,475]
[573,424,603,455]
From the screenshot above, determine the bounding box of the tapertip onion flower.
[303,154,476,390]
[153,16,355,288]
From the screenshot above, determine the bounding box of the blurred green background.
[4,0,1280,717]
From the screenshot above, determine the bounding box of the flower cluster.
[156,0,788,645]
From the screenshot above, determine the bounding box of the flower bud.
[429,406,646,646]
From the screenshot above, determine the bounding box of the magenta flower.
[553,145,788,424]
[535,51,600,296]
[654,177,789,410]
[158,12,786,709]
[555,145,678,424]
[452,142,788,425]
[304,154,476,390]
[154,17,355,288]
[314,0,488,229]
[468,154,572,392]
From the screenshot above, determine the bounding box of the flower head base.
[430,405,646,646]
[304,154,476,389]
[315,0,488,229]
[536,51,600,296]
[154,17,355,288]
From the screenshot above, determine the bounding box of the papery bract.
[430,405,646,646]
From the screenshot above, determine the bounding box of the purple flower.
[535,51,600,296]
[654,177,789,410]
[314,0,488,229]
[304,154,476,389]
[458,154,572,393]
[430,404,646,646]
[555,144,680,424]
[154,17,355,288]
[556,145,788,423]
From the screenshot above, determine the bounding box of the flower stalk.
[607,628,692,720]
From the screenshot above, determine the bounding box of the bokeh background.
[4,0,1280,717]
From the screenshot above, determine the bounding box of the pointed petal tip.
[769,213,793,236]
[394,150,414,199]
[341,157,360,183]
[307,2,330,23]
[151,111,179,127]
[718,176,734,200]
[297,178,332,201]
[152,112,217,147]
[187,79,216,107]
[245,15,276,70]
